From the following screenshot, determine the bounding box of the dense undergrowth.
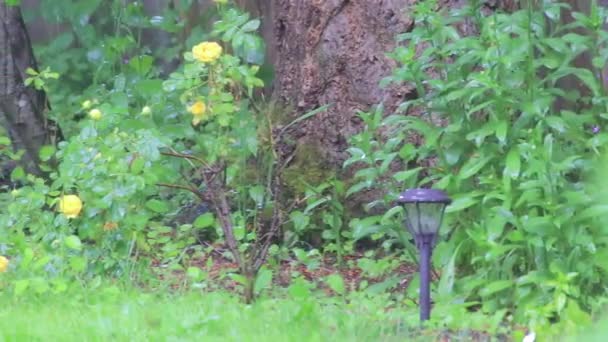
[1,0,608,340]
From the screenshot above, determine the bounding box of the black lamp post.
[397,188,451,321]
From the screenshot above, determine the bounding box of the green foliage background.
[1,0,608,339]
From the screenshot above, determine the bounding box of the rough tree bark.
[0,3,57,176]
[268,0,417,166]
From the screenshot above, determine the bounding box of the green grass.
[4,284,607,341]
[0,287,414,342]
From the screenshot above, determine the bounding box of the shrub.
[346,0,608,333]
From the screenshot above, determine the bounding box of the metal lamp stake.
[397,188,451,322]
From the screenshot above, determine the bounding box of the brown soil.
[153,243,419,295]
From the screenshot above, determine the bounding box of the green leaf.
[193,213,215,229]
[577,204,608,221]
[290,211,310,232]
[288,278,311,299]
[521,216,554,236]
[130,157,145,174]
[438,242,462,297]
[239,34,265,65]
[446,196,479,213]
[21,248,34,269]
[350,217,383,240]
[14,280,29,296]
[162,79,179,92]
[326,274,345,295]
[304,197,329,213]
[504,148,521,179]
[479,280,513,297]
[495,121,507,143]
[545,116,567,133]
[134,130,163,160]
[254,268,273,295]
[241,19,261,32]
[33,256,51,270]
[129,55,154,75]
[145,199,169,213]
[458,156,492,180]
[34,78,44,90]
[69,256,87,272]
[39,145,56,162]
[31,278,50,294]
[64,235,83,251]
[248,185,265,206]
[281,105,331,133]
[556,67,600,96]
[136,80,163,96]
[365,276,400,295]
[114,74,126,92]
[186,267,205,282]
[346,181,372,197]
[10,167,25,181]
[594,248,608,274]
[392,168,422,182]
[444,145,463,165]
[381,206,403,224]
[229,274,249,286]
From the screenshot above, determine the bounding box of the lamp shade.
[397,189,451,236]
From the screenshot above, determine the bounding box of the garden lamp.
[397,188,451,321]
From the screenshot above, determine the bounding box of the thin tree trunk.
[0,3,58,176]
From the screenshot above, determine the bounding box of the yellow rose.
[0,256,8,273]
[188,100,209,125]
[89,108,102,120]
[59,194,83,219]
[81,100,92,109]
[188,101,206,115]
[192,42,222,63]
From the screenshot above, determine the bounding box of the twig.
[161,151,208,167]
[156,182,206,202]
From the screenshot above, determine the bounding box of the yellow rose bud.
[59,194,83,219]
[141,106,152,115]
[0,256,8,273]
[82,100,92,109]
[89,108,102,120]
[51,239,61,249]
[192,42,222,63]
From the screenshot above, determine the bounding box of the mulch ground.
[153,243,419,295]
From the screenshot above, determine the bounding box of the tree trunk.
[0,3,57,175]
[267,0,416,166]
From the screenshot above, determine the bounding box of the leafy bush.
[0,1,274,296]
[346,0,608,333]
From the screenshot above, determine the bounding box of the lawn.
[3,283,608,341]
[0,286,415,342]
